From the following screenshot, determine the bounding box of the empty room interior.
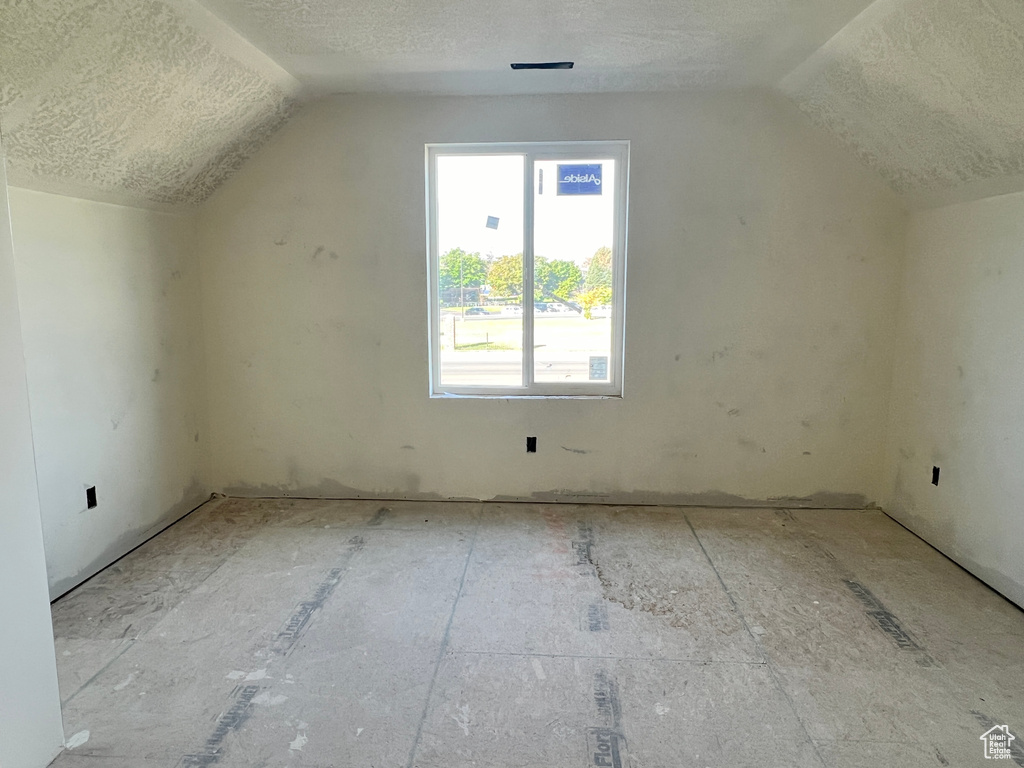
[3,0,1024,766]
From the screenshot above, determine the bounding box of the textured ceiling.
[2,0,1022,208]
[0,0,299,207]
[781,0,1024,205]
[195,0,877,95]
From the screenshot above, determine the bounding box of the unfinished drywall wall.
[885,191,1024,607]
[198,91,906,507]
[0,137,64,768]
[9,188,207,598]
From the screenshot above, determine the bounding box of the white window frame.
[426,141,629,398]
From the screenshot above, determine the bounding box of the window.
[426,142,628,397]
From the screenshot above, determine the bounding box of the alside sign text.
[557,164,602,195]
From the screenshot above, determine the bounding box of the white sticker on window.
[589,356,608,380]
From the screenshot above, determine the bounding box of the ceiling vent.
[510,62,574,70]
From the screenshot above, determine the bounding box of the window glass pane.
[532,158,615,384]
[437,154,524,388]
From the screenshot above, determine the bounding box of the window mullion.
[427,148,442,395]
[611,146,626,393]
[523,153,535,390]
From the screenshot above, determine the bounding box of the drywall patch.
[493,488,874,509]
[0,0,297,207]
[781,0,1024,198]
[220,480,873,510]
[222,478,476,503]
[367,507,391,526]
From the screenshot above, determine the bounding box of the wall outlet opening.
[526,437,537,453]
[86,486,97,508]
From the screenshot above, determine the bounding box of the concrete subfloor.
[47,498,1024,768]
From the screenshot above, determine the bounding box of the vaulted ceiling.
[782,0,1024,208]
[194,0,877,95]
[1,0,1022,208]
[0,0,299,207]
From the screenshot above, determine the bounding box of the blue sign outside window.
[557,164,602,195]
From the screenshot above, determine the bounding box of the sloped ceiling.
[1,0,1022,208]
[781,0,1024,207]
[194,0,876,95]
[0,0,299,207]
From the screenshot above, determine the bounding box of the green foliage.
[487,254,583,304]
[440,248,487,294]
[487,253,523,297]
[584,246,613,291]
[443,248,598,312]
[579,286,612,320]
[535,257,583,302]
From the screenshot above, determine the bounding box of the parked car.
[465,307,488,315]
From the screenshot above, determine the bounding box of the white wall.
[885,191,1024,607]
[9,189,207,598]
[0,138,64,767]
[199,91,906,507]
